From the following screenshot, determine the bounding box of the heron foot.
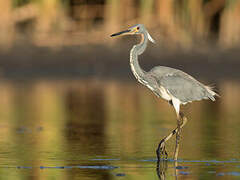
[156,139,168,161]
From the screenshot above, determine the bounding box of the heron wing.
[155,72,215,103]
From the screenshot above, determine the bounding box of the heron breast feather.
[158,86,172,101]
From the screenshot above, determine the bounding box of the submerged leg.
[156,113,187,161]
[174,112,187,161]
[156,158,168,180]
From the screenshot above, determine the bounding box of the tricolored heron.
[111,24,218,161]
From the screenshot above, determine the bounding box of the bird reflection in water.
[156,160,180,180]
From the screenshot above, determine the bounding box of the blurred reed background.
[1,0,240,49]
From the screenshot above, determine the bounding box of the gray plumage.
[111,24,217,115]
[148,66,216,104]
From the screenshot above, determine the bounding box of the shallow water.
[0,78,240,179]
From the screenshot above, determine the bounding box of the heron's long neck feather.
[130,33,148,84]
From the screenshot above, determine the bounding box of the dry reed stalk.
[187,0,205,38]
[104,0,121,33]
[219,0,240,47]
[12,3,38,23]
[156,0,193,48]
[139,0,154,25]
[33,0,70,47]
[0,1,15,49]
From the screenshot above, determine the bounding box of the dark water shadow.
[156,160,168,180]
[155,158,240,180]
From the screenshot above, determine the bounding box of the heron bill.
[111,29,131,37]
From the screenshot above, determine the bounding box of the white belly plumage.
[145,83,172,101]
[158,86,172,101]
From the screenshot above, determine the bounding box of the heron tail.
[205,85,219,101]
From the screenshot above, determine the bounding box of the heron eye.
[137,27,140,30]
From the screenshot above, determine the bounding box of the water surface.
[0,79,239,179]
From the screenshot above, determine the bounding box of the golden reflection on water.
[0,79,239,179]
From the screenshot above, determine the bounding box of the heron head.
[111,24,155,43]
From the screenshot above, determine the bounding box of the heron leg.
[156,113,187,161]
[174,112,187,161]
[174,116,181,161]
[156,139,168,161]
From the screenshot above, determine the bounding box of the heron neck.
[130,32,148,82]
